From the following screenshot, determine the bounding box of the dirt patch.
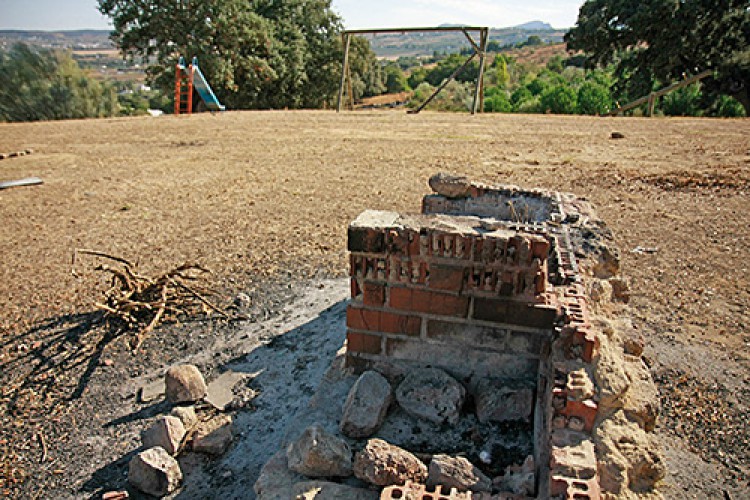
[1,111,749,497]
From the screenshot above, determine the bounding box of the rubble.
[170,405,198,429]
[165,364,207,404]
[192,415,234,456]
[353,438,427,486]
[395,368,465,425]
[141,416,186,456]
[286,424,353,477]
[474,378,534,423]
[340,370,393,438]
[426,454,491,492]
[128,446,183,497]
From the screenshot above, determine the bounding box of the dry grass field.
[1,110,748,497]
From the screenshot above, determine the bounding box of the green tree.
[384,63,410,93]
[540,84,577,114]
[577,81,611,115]
[98,0,366,110]
[546,55,564,73]
[484,87,512,113]
[566,0,750,114]
[493,54,510,88]
[0,43,117,122]
[407,67,428,89]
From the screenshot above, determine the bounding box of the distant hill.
[364,24,566,59]
[0,30,112,50]
[514,21,554,31]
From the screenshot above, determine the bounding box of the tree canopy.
[0,43,117,122]
[565,0,750,114]
[98,0,376,110]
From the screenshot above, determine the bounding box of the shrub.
[577,81,612,115]
[540,84,578,114]
[484,91,512,113]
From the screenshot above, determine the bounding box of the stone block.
[128,447,182,497]
[474,379,534,423]
[142,416,186,455]
[427,454,491,492]
[286,424,352,477]
[353,439,427,486]
[395,367,465,425]
[340,371,392,438]
[165,364,207,404]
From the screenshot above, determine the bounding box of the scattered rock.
[340,370,392,438]
[395,368,465,425]
[474,378,533,423]
[292,480,378,499]
[205,370,245,411]
[138,379,165,403]
[234,292,251,308]
[611,132,625,139]
[428,172,472,198]
[128,446,182,497]
[353,438,427,487]
[427,454,491,493]
[192,415,234,455]
[286,424,352,477]
[494,455,536,495]
[170,405,198,429]
[142,416,186,456]
[588,279,613,305]
[254,450,304,499]
[165,364,207,404]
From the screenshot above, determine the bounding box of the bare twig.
[36,432,47,463]
[168,278,230,318]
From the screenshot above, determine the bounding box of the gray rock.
[170,405,198,429]
[474,379,533,423]
[128,446,182,497]
[254,450,304,499]
[142,416,186,456]
[192,415,234,455]
[353,438,427,486]
[286,424,352,477]
[165,364,207,404]
[428,172,472,198]
[340,371,392,438]
[427,454,491,492]
[395,368,465,425]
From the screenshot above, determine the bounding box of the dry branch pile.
[72,249,235,349]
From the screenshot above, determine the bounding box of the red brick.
[428,264,465,292]
[379,311,421,336]
[346,305,379,331]
[473,298,557,328]
[407,289,468,317]
[363,281,385,306]
[386,229,409,255]
[389,286,413,310]
[550,474,601,499]
[558,399,598,432]
[346,331,382,355]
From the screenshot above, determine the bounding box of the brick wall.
[345,210,556,381]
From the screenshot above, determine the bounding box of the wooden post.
[647,93,656,117]
[336,33,351,113]
[473,28,488,115]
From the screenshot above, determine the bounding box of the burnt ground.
[0,111,749,498]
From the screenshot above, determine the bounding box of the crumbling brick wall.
[343,179,626,500]
[346,210,556,382]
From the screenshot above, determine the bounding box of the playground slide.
[191,58,225,112]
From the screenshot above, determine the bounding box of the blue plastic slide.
[190,57,226,112]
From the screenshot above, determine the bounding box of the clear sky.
[0,0,584,31]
